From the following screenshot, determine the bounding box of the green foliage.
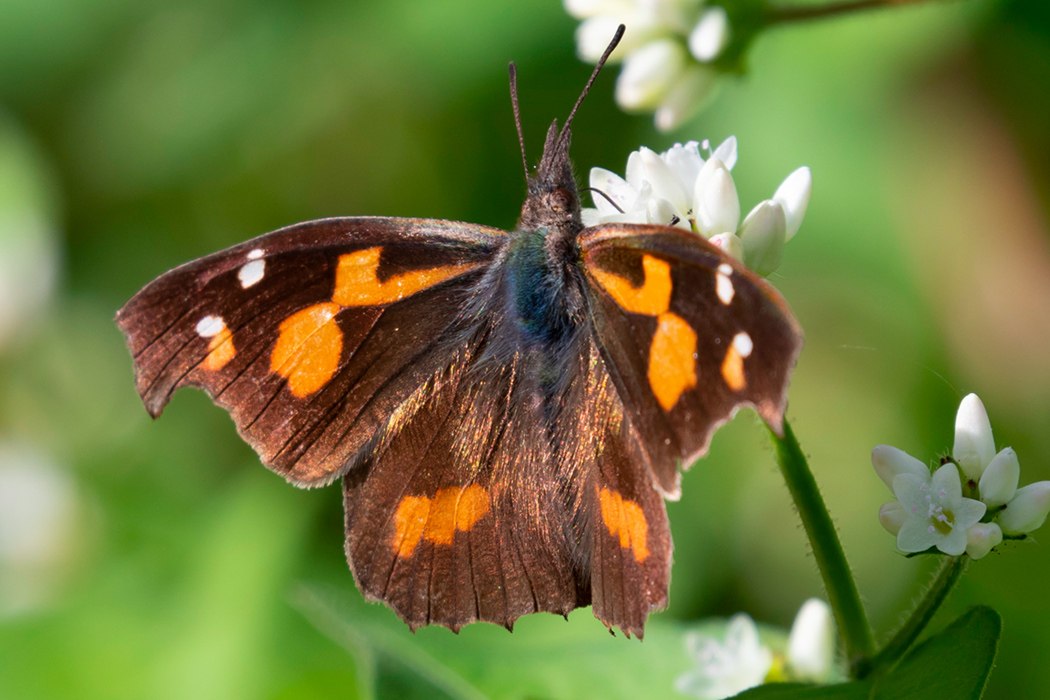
[734,607,1002,700]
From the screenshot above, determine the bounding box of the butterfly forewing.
[117,217,504,486]
[579,224,803,498]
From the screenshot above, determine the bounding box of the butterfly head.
[511,24,624,240]
[517,119,582,235]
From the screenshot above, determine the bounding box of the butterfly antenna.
[508,62,529,179]
[558,24,625,148]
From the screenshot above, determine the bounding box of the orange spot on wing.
[391,485,490,557]
[332,246,473,307]
[393,496,430,558]
[598,488,650,562]
[648,312,698,411]
[270,302,343,397]
[589,254,672,316]
[722,344,747,391]
[203,326,236,371]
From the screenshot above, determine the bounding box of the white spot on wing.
[732,331,753,358]
[247,248,264,260]
[716,273,734,305]
[238,259,265,288]
[717,263,733,276]
[195,315,225,337]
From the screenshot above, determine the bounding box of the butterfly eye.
[550,188,574,212]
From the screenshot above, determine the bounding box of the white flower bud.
[999,482,1050,534]
[688,6,730,62]
[953,394,996,481]
[871,445,929,493]
[738,200,786,276]
[772,166,811,242]
[965,523,1002,560]
[879,501,906,535]
[588,167,637,216]
[787,599,835,682]
[615,39,686,112]
[709,232,743,261]
[692,157,739,237]
[654,67,718,132]
[646,196,685,228]
[978,447,1020,508]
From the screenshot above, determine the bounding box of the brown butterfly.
[116,27,802,638]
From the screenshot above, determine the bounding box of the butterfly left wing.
[116,216,504,486]
[578,224,803,499]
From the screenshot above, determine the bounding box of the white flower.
[582,137,808,276]
[999,482,1050,535]
[873,393,1046,557]
[676,614,773,699]
[966,522,1002,560]
[953,393,996,481]
[565,0,732,130]
[786,599,836,682]
[893,465,986,556]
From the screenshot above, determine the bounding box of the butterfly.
[116,27,802,638]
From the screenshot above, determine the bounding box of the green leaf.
[733,681,872,699]
[871,606,1002,700]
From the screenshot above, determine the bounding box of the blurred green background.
[0,0,1048,698]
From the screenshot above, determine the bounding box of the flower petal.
[931,463,963,503]
[639,147,690,212]
[952,497,987,531]
[978,447,1020,509]
[661,141,703,194]
[897,513,937,553]
[953,393,996,480]
[871,445,929,493]
[615,39,687,112]
[938,525,968,556]
[966,522,1002,560]
[712,136,737,171]
[581,207,602,227]
[688,6,730,62]
[589,167,637,215]
[879,501,907,535]
[1000,481,1050,534]
[646,196,685,228]
[787,599,835,682]
[738,199,786,276]
[893,473,931,514]
[772,166,812,242]
[692,158,739,237]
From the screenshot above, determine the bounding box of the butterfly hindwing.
[579,224,803,497]
[342,293,583,631]
[116,217,504,486]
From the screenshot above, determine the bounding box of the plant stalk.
[863,556,968,679]
[768,420,875,675]
[764,0,955,26]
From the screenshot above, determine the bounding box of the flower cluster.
[676,599,837,699]
[582,137,811,276]
[873,394,1050,559]
[564,0,731,131]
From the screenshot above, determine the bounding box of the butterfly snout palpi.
[116,26,802,638]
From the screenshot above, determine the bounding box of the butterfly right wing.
[116,216,505,487]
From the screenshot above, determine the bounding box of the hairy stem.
[863,556,968,679]
[764,0,955,26]
[769,420,875,674]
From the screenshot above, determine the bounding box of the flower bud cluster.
[873,394,1050,559]
[564,0,732,130]
[582,137,811,276]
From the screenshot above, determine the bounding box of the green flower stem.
[768,420,875,674]
[864,556,968,679]
[763,0,957,26]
